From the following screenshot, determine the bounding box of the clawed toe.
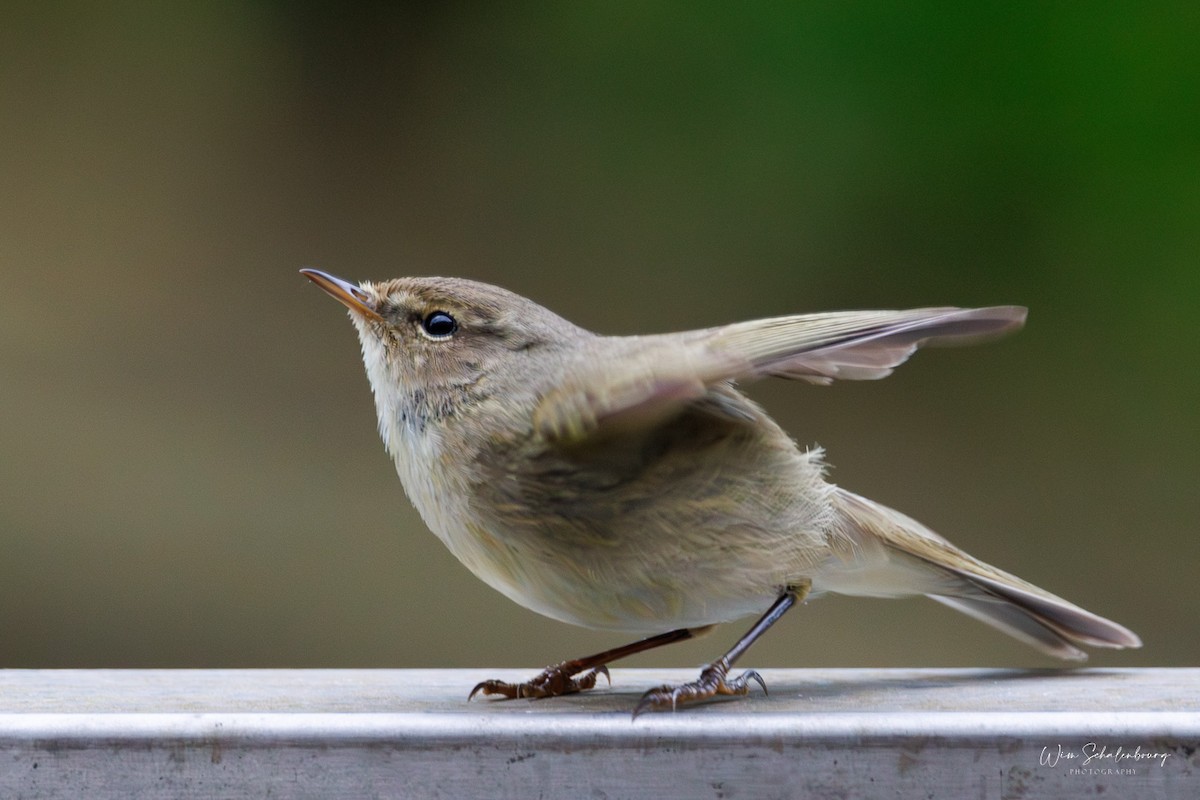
[633,660,767,718]
[469,664,611,701]
[464,592,800,714]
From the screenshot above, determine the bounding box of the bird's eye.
[421,310,457,339]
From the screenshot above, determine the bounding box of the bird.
[300,268,1141,716]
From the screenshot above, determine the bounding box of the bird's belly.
[462,535,786,632]
[409,410,834,633]
[435,506,827,633]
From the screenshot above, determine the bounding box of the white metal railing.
[0,668,1195,798]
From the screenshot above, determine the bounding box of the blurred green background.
[1,2,1196,672]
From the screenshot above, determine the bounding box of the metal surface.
[1,668,1196,798]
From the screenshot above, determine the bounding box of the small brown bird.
[301,269,1140,716]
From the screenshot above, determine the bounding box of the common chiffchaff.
[301,269,1140,716]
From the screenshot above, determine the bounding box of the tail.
[821,488,1141,660]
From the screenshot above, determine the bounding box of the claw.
[632,660,769,719]
[468,662,612,702]
[591,664,612,687]
[739,669,768,696]
[468,680,499,701]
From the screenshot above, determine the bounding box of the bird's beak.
[300,268,383,321]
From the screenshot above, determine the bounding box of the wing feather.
[535,306,1026,442]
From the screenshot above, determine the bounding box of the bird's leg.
[469,625,713,701]
[633,581,810,718]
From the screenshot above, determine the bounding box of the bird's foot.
[633,658,766,718]
[469,663,611,701]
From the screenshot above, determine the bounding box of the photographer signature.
[1040,742,1172,769]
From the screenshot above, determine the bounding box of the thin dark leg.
[633,582,810,717]
[469,625,713,701]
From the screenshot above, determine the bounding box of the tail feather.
[929,595,1089,661]
[824,488,1142,659]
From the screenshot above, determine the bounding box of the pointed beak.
[300,268,383,321]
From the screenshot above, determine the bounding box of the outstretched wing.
[534,306,1026,442]
[713,306,1027,383]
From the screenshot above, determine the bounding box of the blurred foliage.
[1,2,1196,670]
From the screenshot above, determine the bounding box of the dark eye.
[421,310,457,338]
